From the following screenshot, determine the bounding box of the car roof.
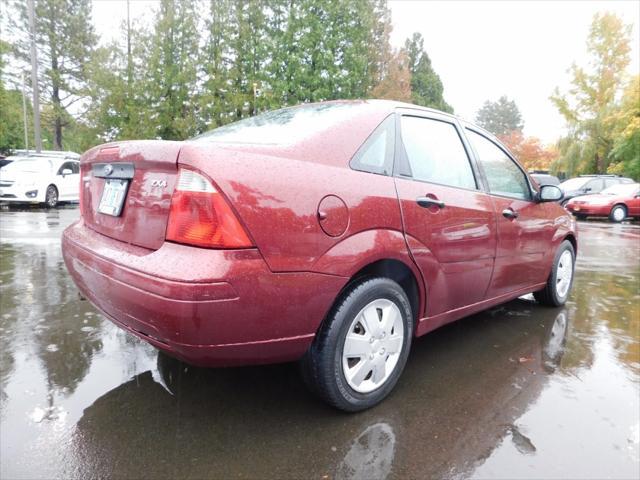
[10,149,80,160]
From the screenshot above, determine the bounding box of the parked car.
[0,155,80,207]
[558,174,634,206]
[565,182,640,222]
[62,100,577,411]
[530,172,560,186]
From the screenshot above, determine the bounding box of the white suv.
[0,155,80,207]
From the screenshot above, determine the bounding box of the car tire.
[534,240,575,307]
[300,277,413,412]
[45,185,58,208]
[609,204,627,223]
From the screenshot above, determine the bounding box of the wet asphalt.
[0,205,638,480]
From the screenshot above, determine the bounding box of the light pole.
[27,0,42,152]
[253,82,258,116]
[21,71,29,151]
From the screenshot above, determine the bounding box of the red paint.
[62,100,578,367]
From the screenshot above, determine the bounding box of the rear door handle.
[502,208,519,219]
[417,196,445,209]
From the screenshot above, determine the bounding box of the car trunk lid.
[80,140,182,250]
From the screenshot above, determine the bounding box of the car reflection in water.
[70,303,569,479]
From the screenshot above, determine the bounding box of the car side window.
[466,129,531,201]
[585,179,603,192]
[350,115,395,176]
[71,162,80,174]
[604,178,618,188]
[57,162,73,175]
[400,116,477,190]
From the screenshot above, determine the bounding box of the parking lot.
[0,206,638,479]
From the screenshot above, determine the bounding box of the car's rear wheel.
[534,240,575,307]
[609,204,627,223]
[300,277,413,412]
[45,185,58,208]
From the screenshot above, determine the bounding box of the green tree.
[607,75,640,179]
[9,0,97,150]
[551,12,632,175]
[404,32,452,113]
[85,19,154,143]
[200,0,233,128]
[144,0,200,140]
[475,96,524,136]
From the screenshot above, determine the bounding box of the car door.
[69,161,80,200]
[56,161,76,199]
[464,128,555,297]
[628,185,640,216]
[584,178,604,194]
[394,111,497,317]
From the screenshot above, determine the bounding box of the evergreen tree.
[201,0,233,128]
[9,0,97,150]
[404,32,452,113]
[475,95,524,137]
[144,0,200,140]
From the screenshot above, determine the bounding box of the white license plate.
[98,179,129,216]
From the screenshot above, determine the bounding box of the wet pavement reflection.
[1,207,639,479]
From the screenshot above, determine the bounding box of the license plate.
[98,179,129,216]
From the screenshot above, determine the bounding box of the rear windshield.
[1,159,53,173]
[559,177,588,191]
[191,103,360,145]
[601,183,639,196]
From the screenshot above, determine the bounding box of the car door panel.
[394,113,497,317]
[487,197,555,297]
[464,128,554,297]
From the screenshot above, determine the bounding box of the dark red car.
[62,100,577,411]
[565,182,640,222]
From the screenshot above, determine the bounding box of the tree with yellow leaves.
[550,12,632,177]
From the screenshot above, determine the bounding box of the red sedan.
[62,101,577,411]
[565,183,640,222]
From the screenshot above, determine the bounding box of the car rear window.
[192,103,360,145]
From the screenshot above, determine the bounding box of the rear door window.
[399,116,477,190]
[350,115,395,175]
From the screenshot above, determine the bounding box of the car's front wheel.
[609,204,627,223]
[534,240,575,307]
[301,277,413,412]
[45,185,58,208]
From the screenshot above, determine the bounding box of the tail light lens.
[166,168,253,249]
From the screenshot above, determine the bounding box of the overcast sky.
[93,0,640,144]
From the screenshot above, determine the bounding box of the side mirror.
[61,168,72,176]
[583,187,592,192]
[538,185,563,202]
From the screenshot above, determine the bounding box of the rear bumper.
[62,220,347,366]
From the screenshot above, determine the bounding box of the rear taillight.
[166,168,253,249]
